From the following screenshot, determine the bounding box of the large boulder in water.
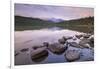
[48,43,68,54]
[32,52,48,62]
[30,46,48,62]
[65,50,80,62]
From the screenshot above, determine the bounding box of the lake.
[15,27,94,65]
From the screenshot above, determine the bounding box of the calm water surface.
[15,28,94,65]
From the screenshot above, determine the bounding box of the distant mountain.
[47,18,64,23]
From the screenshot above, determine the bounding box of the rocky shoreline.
[15,33,94,62]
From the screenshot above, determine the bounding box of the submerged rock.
[84,58,94,61]
[31,46,48,62]
[15,51,20,56]
[65,50,80,62]
[20,48,29,52]
[48,43,68,54]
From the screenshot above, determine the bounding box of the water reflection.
[15,28,83,50]
[15,28,93,65]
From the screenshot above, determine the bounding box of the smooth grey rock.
[65,50,80,62]
[31,46,48,62]
[68,42,82,48]
[48,43,68,54]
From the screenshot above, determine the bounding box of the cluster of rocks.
[67,34,94,49]
[15,33,94,62]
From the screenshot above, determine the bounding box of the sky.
[15,3,94,20]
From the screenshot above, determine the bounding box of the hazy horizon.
[15,3,94,20]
